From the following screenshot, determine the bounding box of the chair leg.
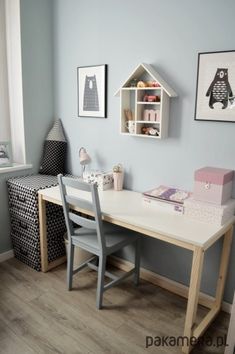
[134,238,141,286]
[67,243,74,291]
[96,255,106,309]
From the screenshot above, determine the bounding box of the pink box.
[143,109,150,121]
[194,167,234,205]
[184,198,235,226]
[149,110,156,121]
[155,110,160,122]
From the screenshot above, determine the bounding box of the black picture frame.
[77,64,107,118]
[195,50,235,123]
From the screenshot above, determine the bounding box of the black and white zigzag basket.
[7,175,66,271]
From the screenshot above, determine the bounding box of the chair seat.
[71,221,139,255]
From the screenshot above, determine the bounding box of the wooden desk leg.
[39,194,49,272]
[182,246,205,354]
[215,226,233,308]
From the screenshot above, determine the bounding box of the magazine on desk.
[143,185,192,214]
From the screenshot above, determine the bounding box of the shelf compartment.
[136,104,161,123]
[137,89,161,103]
[136,122,161,138]
[120,89,136,134]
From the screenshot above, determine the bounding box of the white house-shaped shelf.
[115,63,177,139]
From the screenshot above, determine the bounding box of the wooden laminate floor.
[0,258,229,354]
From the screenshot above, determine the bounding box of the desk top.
[39,186,234,250]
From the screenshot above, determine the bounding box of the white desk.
[38,187,234,354]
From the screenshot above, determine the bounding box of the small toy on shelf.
[130,78,138,87]
[146,81,153,87]
[146,81,161,88]
[141,126,159,136]
[137,81,148,88]
[143,94,160,102]
[152,81,161,87]
[135,80,161,88]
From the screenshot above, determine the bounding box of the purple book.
[143,185,192,205]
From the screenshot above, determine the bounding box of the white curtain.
[0,0,11,142]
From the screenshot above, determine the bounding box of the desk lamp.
[79,147,91,179]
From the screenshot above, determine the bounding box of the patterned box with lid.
[7,175,66,271]
[194,167,234,205]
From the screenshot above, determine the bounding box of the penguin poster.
[195,51,235,122]
[77,64,107,118]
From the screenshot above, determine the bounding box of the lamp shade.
[79,147,91,165]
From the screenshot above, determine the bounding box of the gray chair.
[58,175,141,309]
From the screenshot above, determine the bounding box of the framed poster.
[0,141,12,168]
[77,64,107,118]
[195,50,235,122]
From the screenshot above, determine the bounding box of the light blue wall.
[0,0,54,254]
[21,0,54,168]
[1,0,234,305]
[53,0,235,303]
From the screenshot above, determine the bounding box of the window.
[0,0,11,142]
[0,0,26,166]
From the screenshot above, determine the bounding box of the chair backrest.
[58,175,105,252]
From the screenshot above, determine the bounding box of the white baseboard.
[0,249,14,263]
[109,255,232,314]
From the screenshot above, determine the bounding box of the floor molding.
[108,255,232,314]
[0,249,14,263]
